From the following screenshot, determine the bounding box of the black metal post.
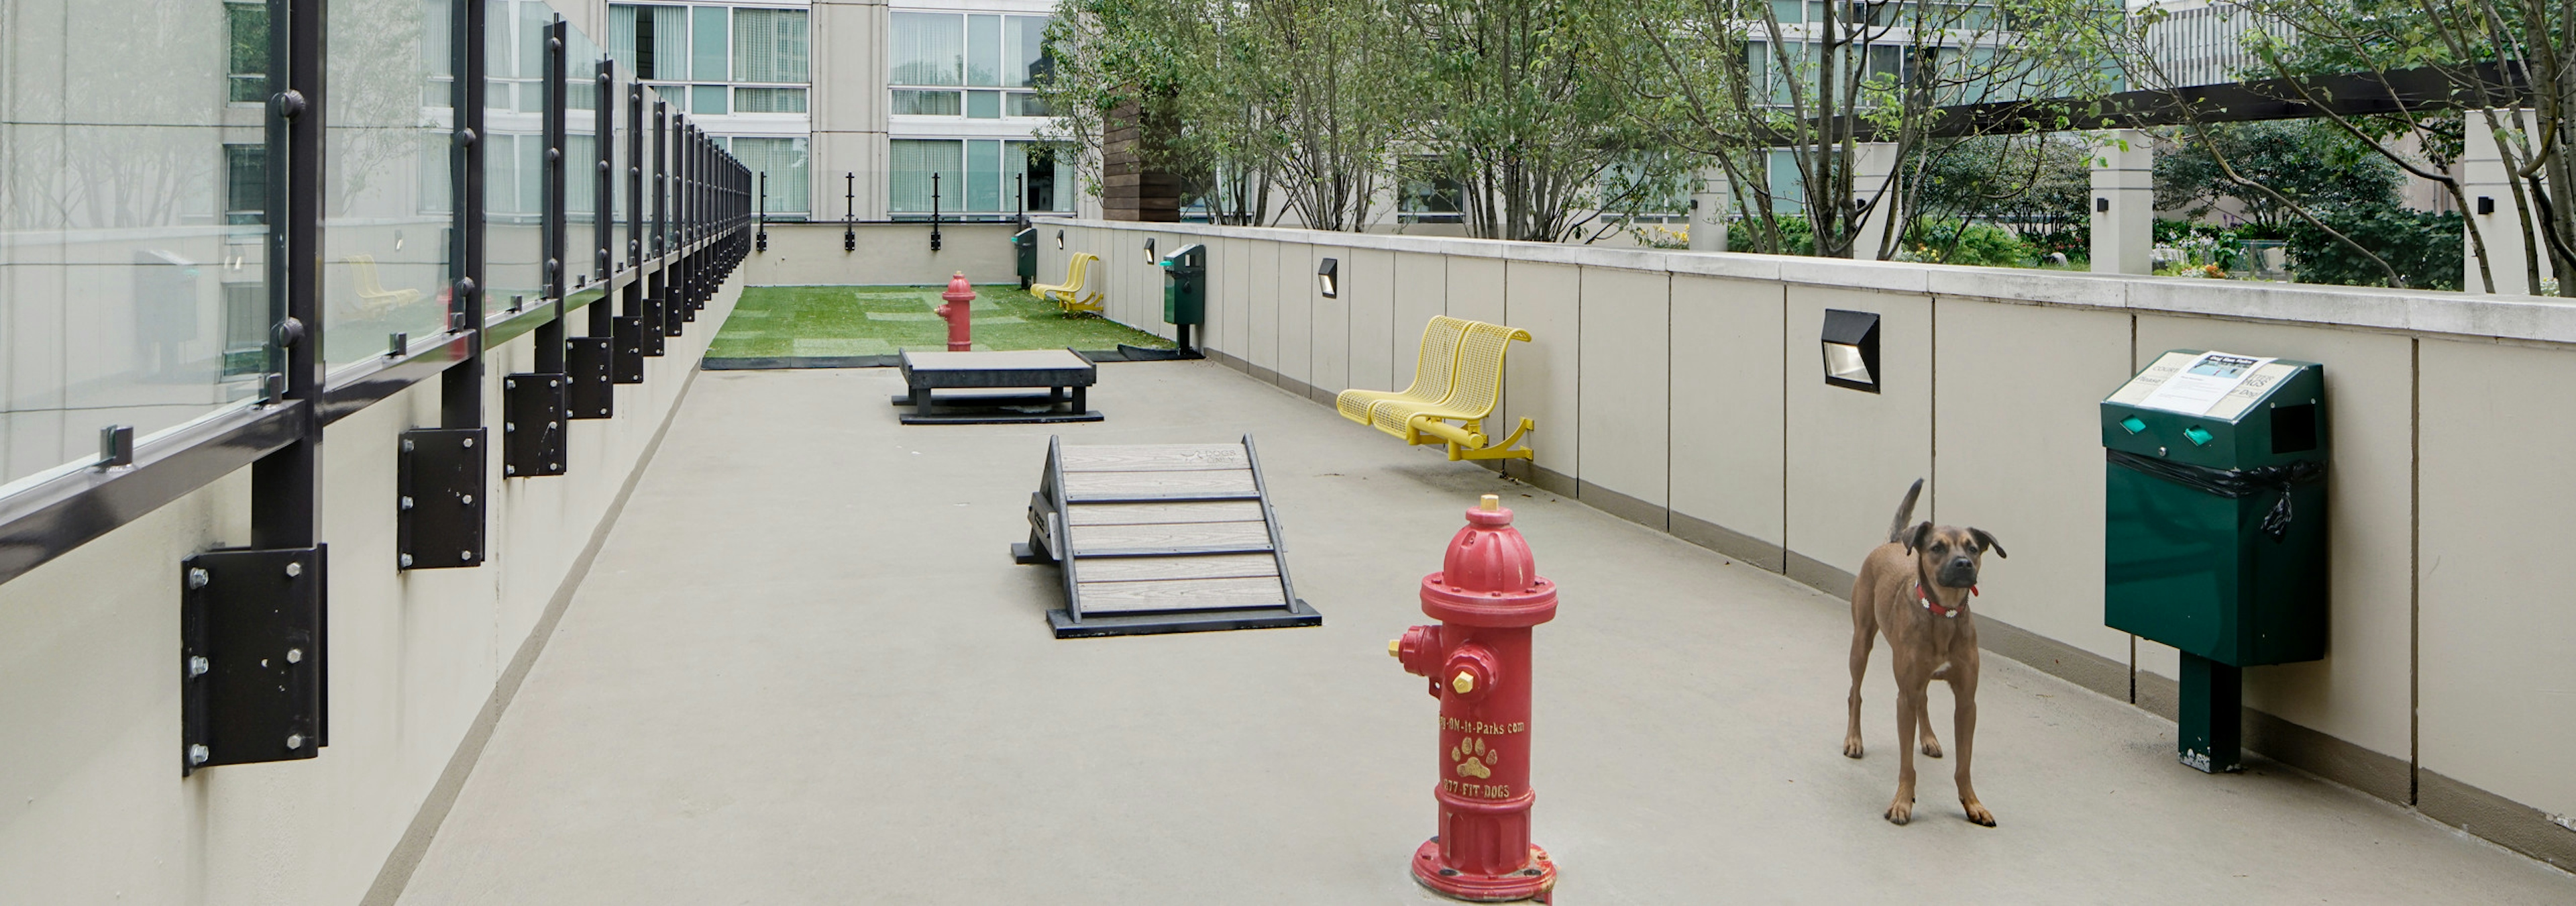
[536,17,566,374]
[1015,172,1026,228]
[930,172,943,252]
[442,0,485,431]
[251,0,323,609]
[757,172,768,252]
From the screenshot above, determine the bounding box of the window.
[891,139,962,213]
[226,1,266,103]
[735,87,806,113]
[1398,161,1464,223]
[224,144,266,225]
[890,138,1073,215]
[892,13,1053,113]
[966,14,1002,86]
[610,5,690,81]
[892,13,963,86]
[692,5,729,84]
[733,8,809,83]
[737,136,809,214]
[1005,16,1048,87]
[694,85,729,114]
[893,90,961,116]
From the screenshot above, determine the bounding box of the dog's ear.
[1970,527,2007,559]
[1907,521,1935,554]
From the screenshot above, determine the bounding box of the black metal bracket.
[182,544,326,774]
[612,315,645,383]
[644,297,669,354]
[397,427,486,570]
[567,337,614,417]
[502,373,568,478]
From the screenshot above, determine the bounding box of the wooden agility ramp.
[1014,435,1320,638]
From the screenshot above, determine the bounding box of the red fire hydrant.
[936,271,975,352]
[1390,493,1558,902]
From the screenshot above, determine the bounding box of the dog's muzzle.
[1937,560,1978,588]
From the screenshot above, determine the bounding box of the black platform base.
[1046,599,1323,639]
[892,390,1101,425]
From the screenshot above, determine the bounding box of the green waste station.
[1012,227,1037,289]
[2101,350,2329,774]
[1158,242,1205,352]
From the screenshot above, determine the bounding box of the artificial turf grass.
[704,285,1177,359]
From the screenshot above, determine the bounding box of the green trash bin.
[1159,243,1205,350]
[2102,350,2328,773]
[1012,227,1037,290]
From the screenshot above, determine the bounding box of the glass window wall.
[889,138,1073,217]
[736,136,808,215]
[890,11,1049,117]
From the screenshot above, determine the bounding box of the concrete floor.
[396,361,2576,905]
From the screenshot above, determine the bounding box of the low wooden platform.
[1014,435,1320,638]
[896,349,1101,424]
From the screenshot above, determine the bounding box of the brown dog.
[1843,479,2005,827]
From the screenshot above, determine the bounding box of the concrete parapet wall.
[1048,218,2576,873]
[738,221,1023,288]
[0,275,744,903]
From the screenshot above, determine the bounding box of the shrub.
[2287,209,2464,291]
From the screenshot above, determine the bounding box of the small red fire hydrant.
[1390,493,1558,902]
[936,271,975,351]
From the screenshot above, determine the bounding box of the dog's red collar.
[1917,583,1976,618]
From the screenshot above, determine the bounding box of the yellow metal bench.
[1032,252,1103,315]
[1345,318,1535,462]
[343,254,423,320]
[1335,315,1470,426]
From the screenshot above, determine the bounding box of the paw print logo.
[1450,736,1498,779]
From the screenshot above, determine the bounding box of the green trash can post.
[2101,350,2329,774]
[1012,228,1037,290]
[1159,243,1205,351]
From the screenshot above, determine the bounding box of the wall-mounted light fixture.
[2477,196,2496,215]
[2096,197,2110,213]
[1317,257,1339,297]
[1821,309,1881,393]
[1057,229,1065,250]
[1144,237,1158,263]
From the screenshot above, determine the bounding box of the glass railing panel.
[0,0,274,487]
[483,0,549,315]
[561,12,601,291]
[321,0,456,368]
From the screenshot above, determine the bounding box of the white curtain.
[888,13,961,87]
[733,8,808,83]
[740,138,810,214]
[889,140,962,213]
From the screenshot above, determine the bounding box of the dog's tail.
[1886,479,1925,545]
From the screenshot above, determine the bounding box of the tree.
[2161,0,2563,293]
[1187,0,1411,231]
[2154,120,2403,235]
[1619,0,2121,258]
[1391,0,1664,242]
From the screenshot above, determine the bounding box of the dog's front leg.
[1950,668,1995,826]
[1886,679,1921,825]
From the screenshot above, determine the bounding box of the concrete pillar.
[2090,130,2153,275]
[812,0,891,220]
[2463,109,2549,295]
[1689,167,1731,252]
[1849,143,1899,260]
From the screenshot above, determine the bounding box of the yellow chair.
[1369,320,1534,461]
[1032,252,1103,315]
[1336,315,1470,425]
[343,254,423,319]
